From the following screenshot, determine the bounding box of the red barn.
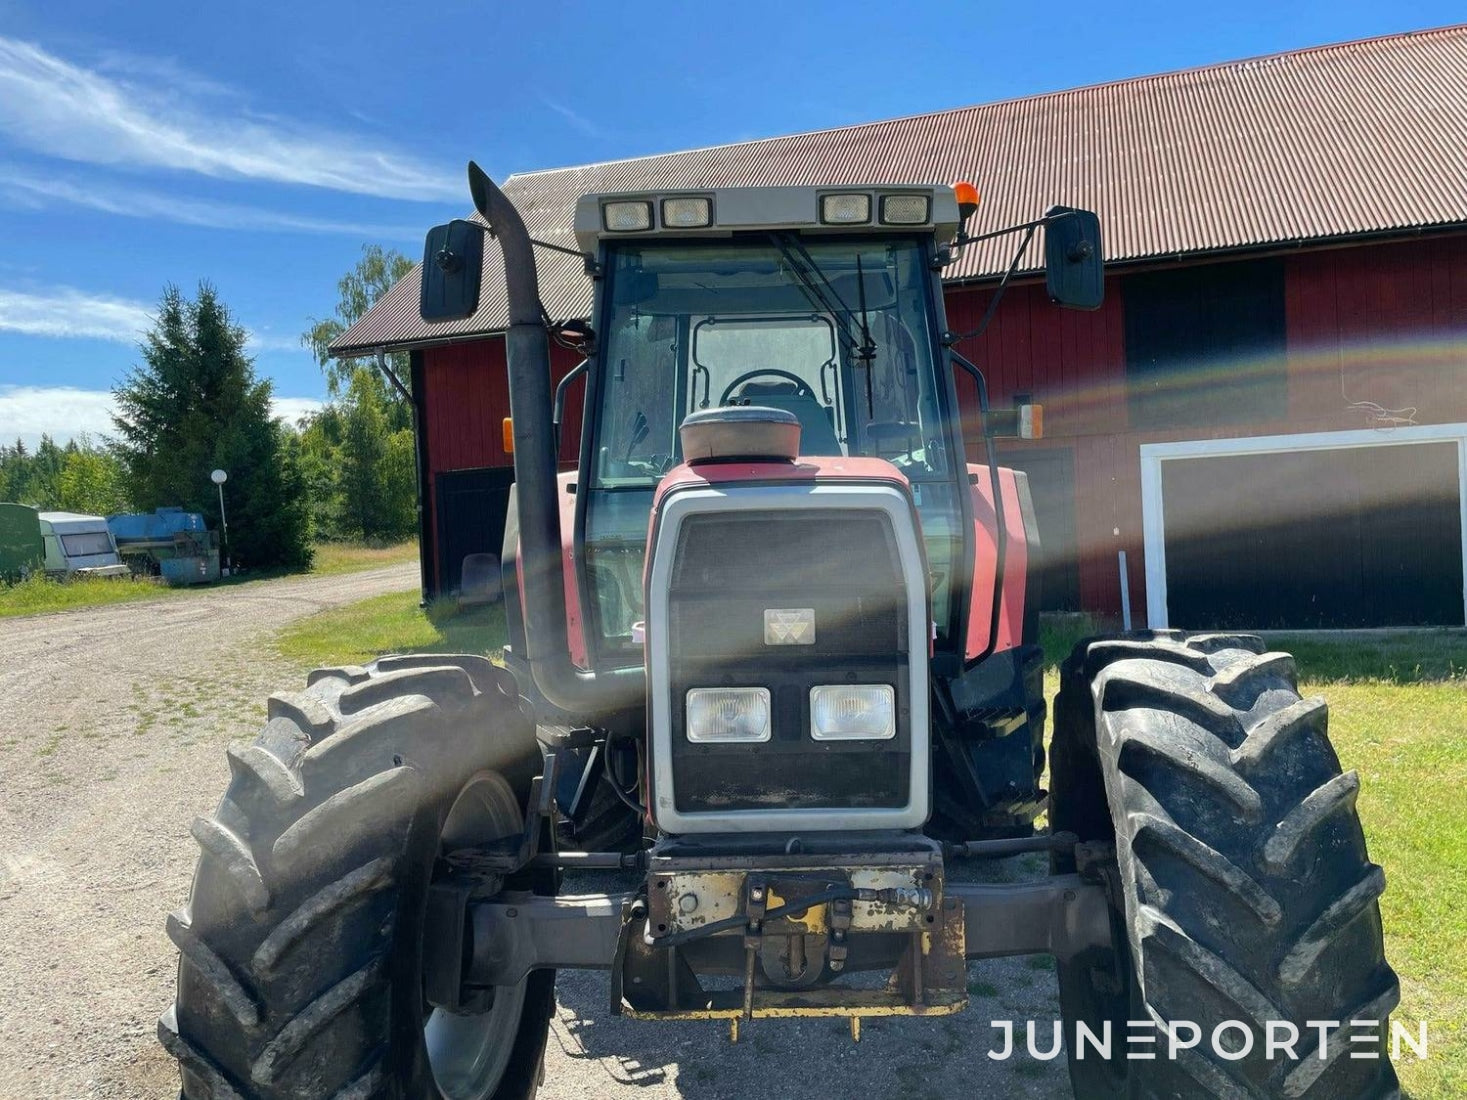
[333,27,1467,629]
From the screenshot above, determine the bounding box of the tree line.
[2,246,419,571]
[0,436,130,517]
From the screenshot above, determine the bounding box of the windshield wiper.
[768,234,877,367]
[855,253,875,416]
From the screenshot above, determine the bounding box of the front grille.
[666,510,912,814]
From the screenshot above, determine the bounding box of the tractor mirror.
[1043,206,1104,311]
[419,220,484,322]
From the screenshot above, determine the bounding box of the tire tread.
[1053,632,1399,1099]
[163,656,546,1099]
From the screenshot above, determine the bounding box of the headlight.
[880,194,930,225]
[820,193,871,224]
[661,196,712,228]
[686,687,771,743]
[810,684,895,740]
[603,200,653,232]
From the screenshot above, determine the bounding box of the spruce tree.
[113,282,312,570]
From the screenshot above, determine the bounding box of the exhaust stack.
[467,162,644,721]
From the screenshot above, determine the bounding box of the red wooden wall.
[950,232,1467,620]
[420,232,1467,619]
[418,341,584,590]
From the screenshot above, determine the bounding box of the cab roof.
[572,184,961,253]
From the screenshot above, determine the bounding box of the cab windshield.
[593,236,949,487]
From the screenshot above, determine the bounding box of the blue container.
[107,508,219,585]
[107,507,208,543]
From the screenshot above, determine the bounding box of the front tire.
[159,655,555,1099]
[1051,634,1400,1099]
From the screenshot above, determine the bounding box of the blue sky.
[0,0,1460,447]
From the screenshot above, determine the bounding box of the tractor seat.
[734,381,842,455]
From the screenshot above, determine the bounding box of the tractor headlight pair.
[685,685,895,743]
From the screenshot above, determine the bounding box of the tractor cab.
[571,186,973,665]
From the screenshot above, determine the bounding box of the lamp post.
[211,469,229,573]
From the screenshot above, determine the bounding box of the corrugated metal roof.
[333,26,1467,356]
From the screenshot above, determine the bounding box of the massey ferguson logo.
[764,608,816,645]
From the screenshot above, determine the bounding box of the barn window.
[1123,258,1286,428]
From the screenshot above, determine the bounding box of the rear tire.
[159,655,555,1099]
[1051,634,1400,1099]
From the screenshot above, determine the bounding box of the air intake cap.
[679,406,801,465]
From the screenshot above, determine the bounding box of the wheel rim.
[423,772,530,1100]
[424,985,528,1100]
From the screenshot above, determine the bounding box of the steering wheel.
[719,368,819,406]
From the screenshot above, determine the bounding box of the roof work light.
[820,193,872,224]
[661,196,712,228]
[603,200,653,232]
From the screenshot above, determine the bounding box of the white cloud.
[271,396,325,426]
[0,168,422,238]
[90,49,238,101]
[0,284,314,352]
[245,332,307,353]
[541,96,605,139]
[0,385,115,448]
[0,385,324,450]
[0,37,461,202]
[0,286,154,342]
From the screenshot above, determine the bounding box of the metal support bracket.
[951,875,1111,961]
[444,754,560,877]
[607,894,645,1017]
[423,876,478,1013]
[741,879,768,1022]
[828,896,853,973]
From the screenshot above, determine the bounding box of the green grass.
[308,539,419,576]
[274,598,1463,1094]
[1313,678,1466,1099]
[274,589,507,667]
[1038,613,1104,672]
[0,571,173,618]
[0,540,419,619]
[1268,629,1467,683]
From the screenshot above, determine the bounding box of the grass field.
[1325,678,1465,1098]
[0,539,419,619]
[274,589,505,667]
[279,596,1465,1096]
[0,570,171,618]
[308,539,419,576]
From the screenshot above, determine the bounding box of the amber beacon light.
[952,181,980,222]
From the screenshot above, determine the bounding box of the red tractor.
[161,165,1398,1099]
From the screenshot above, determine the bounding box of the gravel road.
[0,561,1070,1100]
[0,565,418,1100]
